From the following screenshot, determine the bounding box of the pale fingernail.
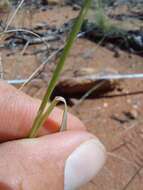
[64,139,106,190]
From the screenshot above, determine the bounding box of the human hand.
[0,81,106,190]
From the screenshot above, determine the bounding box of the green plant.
[28,0,92,138]
[0,0,10,10]
[95,0,112,32]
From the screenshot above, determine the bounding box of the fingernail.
[64,139,106,190]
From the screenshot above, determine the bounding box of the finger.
[0,131,106,190]
[0,81,85,142]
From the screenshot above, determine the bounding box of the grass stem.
[28,0,92,138]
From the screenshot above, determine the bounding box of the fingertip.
[0,80,85,141]
[64,138,106,190]
[37,130,106,190]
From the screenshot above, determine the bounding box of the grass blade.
[29,0,92,138]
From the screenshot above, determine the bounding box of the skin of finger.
[0,131,95,190]
[0,81,85,142]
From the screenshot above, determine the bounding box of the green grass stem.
[28,0,92,138]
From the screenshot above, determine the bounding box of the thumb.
[0,131,106,190]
